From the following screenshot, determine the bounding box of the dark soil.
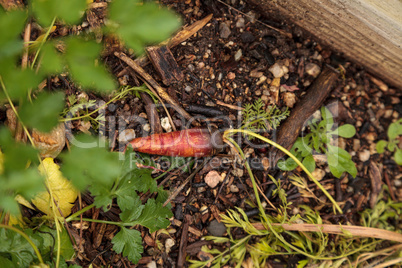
[10,0,402,267]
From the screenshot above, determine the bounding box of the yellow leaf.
[32,158,78,217]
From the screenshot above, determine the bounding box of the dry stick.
[135,14,213,68]
[140,92,163,134]
[252,222,402,243]
[271,65,339,165]
[163,159,208,207]
[177,214,191,268]
[114,52,198,127]
[21,22,31,69]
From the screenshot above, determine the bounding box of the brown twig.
[140,92,163,134]
[114,52,198,126]
[252,222,402,243]
[22,21,31,69]
[177,214,191,268]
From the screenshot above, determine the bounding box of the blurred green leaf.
[387,119,402,140]
[0,169,44,215]
[0,128,39,174]
[394,149,402,165]
[302,155,315,173]
[59,135,120,191]
[39,42,64,75]
[107,0,180,54]
[1,68,42,100]
[376,140,388,154]
[31,0,86,26]
[65,38,116,92]
[0,9,26,61]
[19,92,65,132]
[335,124,356,138]
[327,144,357,178]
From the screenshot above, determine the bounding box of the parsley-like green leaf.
[30,0,86,26]
[132,199,172,233]
[112,228,143,264]
[327,144,357,178]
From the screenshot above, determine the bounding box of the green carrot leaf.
[394,149,402,165]
[31,0,86,26]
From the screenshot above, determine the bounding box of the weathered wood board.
[250,0,402,89]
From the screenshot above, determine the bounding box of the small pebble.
[198,62,205,69]
[305,63,321,77]
[230,184,239,193]
[234,49,242,61]
[283,92,296,108]
[118,129,136,144]
[207,220,226,237]
[240,31,255,43]
[143,124,150,132]
[161,117,172,132]
[227,72,236,80]
[358,149,370,162]
[236,17,245,28]
[219,22,231,39]
[250,69,263,78]
[312,168,326,181]
[269,63,286,78]
[204,170,221,188]
[188,64,195,72]
[185,85,192,93]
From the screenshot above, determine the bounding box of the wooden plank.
[249,0,402,89]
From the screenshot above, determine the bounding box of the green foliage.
[0,225,74,266]
[242,98,289,139]
[278,106,357,178]
[376,119,402,165]
[190,182,399,268]
[107,0,181,53]
[1,0,180,266]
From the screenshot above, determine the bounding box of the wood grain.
[250,0,402,89]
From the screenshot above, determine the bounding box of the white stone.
[118,129,136,143]
[161,117,172,132]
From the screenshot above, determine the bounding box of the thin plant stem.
[65,203,96,222]
[0,224,45,264]
[30,17,56,69]
[223,129,342,214]
[0,77,36,147]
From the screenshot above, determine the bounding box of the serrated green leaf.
[335,124,356,138]
[394,149,402,165]
[277,157,298,171]
[31,0,86,26]
[65,38,115,92]
[37,225,75,261]
[132,199,172,233]
[107,0,180,54]
[119,195,143,222]
[112,227,143,264]
[19,92,65,132]
[376,140,388,154]
[327,144,357,178]
[59,134,120,191]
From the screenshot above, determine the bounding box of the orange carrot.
[127,128,223,157]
